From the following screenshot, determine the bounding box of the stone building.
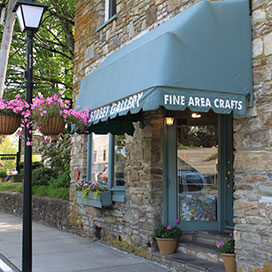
[70,0,272,271]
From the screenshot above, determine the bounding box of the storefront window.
[91,134,109,184]
[177,124,218,222]
[114,134,126,187]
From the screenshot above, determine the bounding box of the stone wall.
[69,111,164,254]
[233,0,272,271]
[0,191,72,232]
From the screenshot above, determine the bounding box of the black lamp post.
[13,1,47,272]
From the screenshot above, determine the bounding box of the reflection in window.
[105,0,116,21]
[91,134,109,184]
[177,125,218,222]
[114,134,126,187]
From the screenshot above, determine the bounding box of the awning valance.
[76,0,252,135]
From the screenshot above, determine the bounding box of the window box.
[76,190,112,208]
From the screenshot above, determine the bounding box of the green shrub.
[32,185,49,197]
[0,170,7,178]
[48,188,69,200]
[13,174,23,183]
[32,185,69,200]
[19,161,43,170]
[49,163,70,189]
[32,167,57,186]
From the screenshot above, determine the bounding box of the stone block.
[246,216,269,224]
[252,9,266,25]
[252,38,263,58]
[167,0,179,12]
[258,183,272,196]
[234,151,272,172]
[244,175,267,182]
[84,44,95,62]
[235,224,257,233]
[146,6,157,26]
[234,199,258,210]
[264,32,272,56]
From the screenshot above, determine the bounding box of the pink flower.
[26,141,32,146]
[174,219,180,224]
[167,225,172,230]
[216,243,221,248]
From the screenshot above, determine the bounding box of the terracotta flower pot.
[0,114,21,135]
[39,116,65,136]
[156,238,177,254]
[221,253,235,272]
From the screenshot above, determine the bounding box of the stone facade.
[72,0,272,271]
[233,1,272,271]
[70,111,164,255]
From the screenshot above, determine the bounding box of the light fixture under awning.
[76,0,252,135]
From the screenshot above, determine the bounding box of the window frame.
[96,0,117,32]
[108,134,126,202]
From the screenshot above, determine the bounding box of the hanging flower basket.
[39,116,65,136]
[0,114,21,135]
[76,190,112,208]
[31,93,89,136]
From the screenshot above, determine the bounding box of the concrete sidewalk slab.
[0,212,172,272]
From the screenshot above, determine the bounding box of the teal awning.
[76,0,252,135]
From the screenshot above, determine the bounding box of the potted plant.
[217,233,235,272]
[31,93,88,136]
[0,169,7,182]
[0,95,29,135]
[153,219,181,254]
[75,179,112,208]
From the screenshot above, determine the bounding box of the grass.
[0,182,69,200]
[0,182,23,192]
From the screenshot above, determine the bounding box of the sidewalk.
[0,212,171,272]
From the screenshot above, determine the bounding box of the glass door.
[164,111,233,231]
[178,124,218,226]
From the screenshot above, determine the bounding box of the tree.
[0,0,16,97]
[0,0,75,100]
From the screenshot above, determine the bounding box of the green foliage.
[0,182,69,200]
[0,182,23,193]
[0,170,7,178]
[0,137,17,173]
[38,134,71,176]
[32,166,57,186]
[153,225,181,240]
[13,174,23,183]
[49,163,70,189]
[32,185,69,200]
[48,187,69,200]
[217,237,235,254]
[32,185,49,197]
[19,161,42,170]
[2,0,75,99]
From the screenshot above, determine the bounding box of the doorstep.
[150,250,225,272]
[149,232,228,272]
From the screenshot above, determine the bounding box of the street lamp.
[13,1,48,272]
